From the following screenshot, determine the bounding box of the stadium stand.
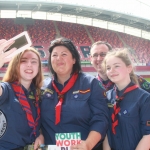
[1,18,150,66]
[87,26,124,48]
[27,20,56,44]
[56,21,91,45]
[0,18,24,39]
[119,32,150,64]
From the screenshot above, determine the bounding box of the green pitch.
[145,78,150,82]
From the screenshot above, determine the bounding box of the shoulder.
[78,72,97,82]
[136,75,150,92]
[0,82,11,89]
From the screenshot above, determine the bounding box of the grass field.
[145,78,150,82]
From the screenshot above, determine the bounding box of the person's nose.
[27,61,32,67]
[109,67,115,73]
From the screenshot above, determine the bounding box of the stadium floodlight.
[1,10,16,18]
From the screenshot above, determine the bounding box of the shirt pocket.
[40,92,55,112]
[11,99,24,114]
[120,106,139,125]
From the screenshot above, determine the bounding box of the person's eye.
[106,67,110,70]
[62,53,67,56]
[20,60,26,63]
[115,65,119,68]
[52,54,57,57]
[32,61,38,64]
[101,54,106,57]
[93,54,98,57]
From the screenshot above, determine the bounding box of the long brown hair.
[2,47,44,95]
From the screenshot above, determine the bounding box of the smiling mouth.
[25,70,33,73]
[111,74,118,77]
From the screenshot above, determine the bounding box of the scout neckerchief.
[112,83,139,134]
[11,81,40,136]
[52,73,78,125]
[97,74,113,91]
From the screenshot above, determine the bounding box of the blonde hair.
[102,48,139,85]
[2,47,44,96]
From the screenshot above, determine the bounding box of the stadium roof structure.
[0,0,150,39]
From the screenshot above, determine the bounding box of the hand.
[34,134,45,150]
[0,39,16,68]
[70,140,90,150]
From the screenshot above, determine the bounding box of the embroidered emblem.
[79,89,90,94]
[142,82,150,90]
[147,121,150,126]
[74,94,78,98]
[14,98,19,103]
[98,82,105,90]
[29,95,35,99]
[46,93,51,97]
[103,91,106,97]
[73,89,90,94]
[43,88,54,95]
[73,90,79,94]
[0,110,7,138]
[123,110,127,114]
[107,103,113,107]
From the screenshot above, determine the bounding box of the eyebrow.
[52,50,68,54]
[106,62,121,66]
[21,57,38,60]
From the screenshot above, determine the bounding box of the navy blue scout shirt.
[99,75,150,93]
[0,82,40,150]
[106,82,150,150]
[41,72,109,144]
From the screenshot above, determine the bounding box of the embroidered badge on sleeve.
[0,110,7,138]
[146,121,150,126]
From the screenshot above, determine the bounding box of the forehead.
[22,51,38,59]
[52,45,71,53]
[91,44,109,54]
[106,56,123,65]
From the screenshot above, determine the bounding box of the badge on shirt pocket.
[72,89,90,100]
[107,103,113,107]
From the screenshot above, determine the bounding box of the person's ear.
[127,65,133,74]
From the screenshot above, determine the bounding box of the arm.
[71,131,101,150]
[0,39,16,96]
[135,135,150,150]
[85,131,101,149]
[71,78,109,150]
[34,133,44,150]
[0,84,2,96]
[137,75,150,93]
[137,94,150,150]
[0,39,16,67]
[103,135,111,150]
